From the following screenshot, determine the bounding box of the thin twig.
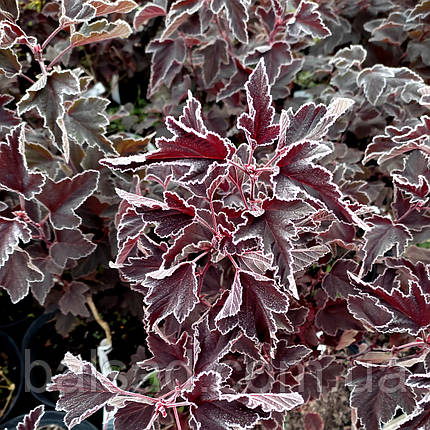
[86,295,112,347]
[47,44,73,69]
[0,369,15,419]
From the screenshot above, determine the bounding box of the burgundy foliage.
[3,0,430,429]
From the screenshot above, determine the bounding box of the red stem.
[47,44,73,69]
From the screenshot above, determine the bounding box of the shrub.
[2,0,430,429]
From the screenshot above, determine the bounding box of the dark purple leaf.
[0,94,19,129]
[237,58,279,148]
[273,141,367,228]
[364,118,430,165]
[146,38,186,97]
[210,0,249,43]
[315,298,363,336]
[330,44,367,71]
[361,215,412,275]
[0,47,21,78]
[235,198,315,298]
[277,98,354,149]
[356,65,423,105]
[198,39,229,87]
[244,42,292,85]
[117,189,195,237]
[133,2,166,29]
[101,93,232,170]
[222,392,303,413]
[59,281,90,317]
[393,150,430,203]
[17,71,80,149]
[272,340,312,371]
[139,331,192,388]
[0,125,45,199]
[15,405,45,430]
[48,353,126,427]
[216,65,250,101]
[63,97,113,153]
[36,170,99,229]
[145,262,198,327]
[50,228,96,268]
[193,316,240,375]
[0,248,43,303]
[349,273,430,335]
[272,58,304,100]
[185,371,259,430]
[216,270,289,344]
[113,400,154,430]
[0,215,31,267]
[396,401,430,430]
[347,294,394,330]
[61,0,96,22]
[322,259,359,299]
[347,363,416,430]
[287,0,331,38]
[70,19,132,47]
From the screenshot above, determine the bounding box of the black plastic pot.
[0,331,24,424]
[1,410,98,429]
[21,312,59,407]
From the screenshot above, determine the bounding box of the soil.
[285,379,352,429]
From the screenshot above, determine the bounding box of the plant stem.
[42,22,74,50]
[19,73,35,84]
[86,295,112,347]
[173,407,183,430]
[0,369,15,419]
[47,44,73,69]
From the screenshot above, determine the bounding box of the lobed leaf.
[144,262,198,328]
[235,198,316,298]
[70,19,132,47]
[48,353,125,427]
[133,2,166,29]
[349,273,430,335]
[216,270,289,344]
[0,248,43,303]
[50,228,96,268]
[14,405,45,430]
[0,125,45,199]
[0,215,31,268]
[222,392,303,413]
[210,0,249,43]
[237,58,279,148]
[286,1,331,39]
[198,39,229,87]
[146,38,186,98]
[0,48,21,78]
[90,0,137,16]
[63,97,113,153]
[244,42,293,85]
[347,363,416,430]
[61,0,96,23]
[273,141,366,229]
[17,70,80,150]
[361,215,412,275]
[185,371,260,430]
